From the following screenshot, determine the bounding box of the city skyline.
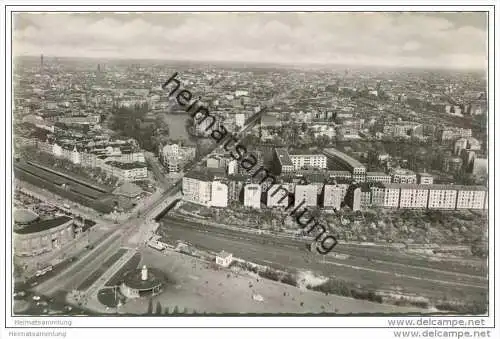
[13,12,488,70]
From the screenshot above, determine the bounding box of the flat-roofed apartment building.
[366,172,391,184]
[267,184,290,208]
[182,171,213,206]
[322,184,346,210]
[417,172,434,185]
[294,184,318,207]
[383,185,401,208]
[323,148,366,182]
[399,184,429,209]
[370,184,487,210]
[274,148,294,174]
[391,168,417,184]
[289,150,327,171]
[244,184,262,209]
[455,186,487,210]
[427,185,459,209]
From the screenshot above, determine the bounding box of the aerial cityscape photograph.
[4,7,494,336]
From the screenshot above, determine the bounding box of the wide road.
[160,216,487,301]
[33,184,182,297]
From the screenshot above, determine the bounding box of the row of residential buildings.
[33,140,148,181]
[182,169,487,211]
[355,183,488,211]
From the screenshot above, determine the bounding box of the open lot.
[118,248,428,315]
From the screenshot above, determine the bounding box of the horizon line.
[13,54,487,72]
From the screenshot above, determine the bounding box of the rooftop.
[14,209,39,224]
[185,170,214,182]
[275,148,293,167]
[105,161,147,170]
[289,149,326,156]
[381,183,487,191]
[323,148,365,169]
[14,216,72,235]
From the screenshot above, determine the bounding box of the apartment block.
[294,184,318,207]
[182,171,213,206]
[455,186,487,210]
[322,184,345,210]
[366,172,392,184]
[274,148,294,174]
[391,169,417,184]
[211,181,229,208]
[427,186,458,209]
[399,185,429,209]
[267,184,290,208]
[244,184,262,209]
[161,143,196,173]
[417,172,434,185]
[289,151,327,171]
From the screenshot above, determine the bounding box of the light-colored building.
[383,121,423,138]
[473,157,487,177]
[366,172,391,184]
[455,186,487,210]
[274,148,294,174]
[211,181,229,208]
[71,146,81,164]
[289,152,327,171]
[427,185,458,210]
[14,212,75,257]
[442,156,463,173]
[370,186,386,207]
[383,185,401,208]
[182,171,213,206]
[227,159,239,175]
[102,161,148,181]
[323,148,366,182]
[294,184,318,207]
[417,173,434,185]
[399,185,429,209]
[439,127,472,142]
[244,184,262,209]
[267,184,290,208]
[349,187,362,211]
[322,184,345,210]
[235,113,245,128]
[161,143,196,173]
[216,251,233,267]
[58,115,100,125]
[391,169,417,184]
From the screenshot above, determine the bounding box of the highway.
[159,216,487,301]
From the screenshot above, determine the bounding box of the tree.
[164,307,170,315]
[147,298,154,314]
[155,301,162,315]
[172,305,179,314]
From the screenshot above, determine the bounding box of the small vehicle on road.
[36,265,53,277]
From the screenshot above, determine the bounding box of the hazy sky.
[13,12,488,69]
